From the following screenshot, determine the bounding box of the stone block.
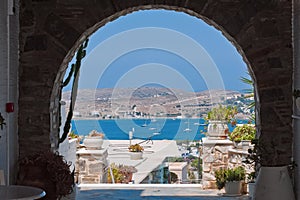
[203,154,215,163]
[202,180,218,189]
[89,162,103,174]
[203,173,216,181]
[203,163,211,172]
[215,146,230,154]
[223,155,228,163]
[80,175,100,184]
[78,159,86,172]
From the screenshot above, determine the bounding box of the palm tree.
[240,76,255,109]
[240,75,255,122]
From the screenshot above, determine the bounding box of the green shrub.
[229,124,255,142]
[214,166,246,190]
[206,105,237,122]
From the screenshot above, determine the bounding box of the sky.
[65,10,250,93]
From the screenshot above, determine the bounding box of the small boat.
[149,127,156,130]
[184,119,192,132]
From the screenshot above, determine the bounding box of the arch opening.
[55,9,255,187]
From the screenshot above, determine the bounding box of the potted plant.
[214,166,245,195]
[83,130,104,150]
[229,124,255,149]
[17,151,74,199]
[107,163,137,184]
[128,143,144,160]
[68,131,83,147]
[247,171,256,198]
[205,105,237,139]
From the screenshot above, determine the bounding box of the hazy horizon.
[64,10,251,93]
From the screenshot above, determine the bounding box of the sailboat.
[141,122,147,127]
[184,119,192,132]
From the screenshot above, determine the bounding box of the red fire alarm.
[6,102,14,113]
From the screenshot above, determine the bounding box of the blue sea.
[71,118,247,141]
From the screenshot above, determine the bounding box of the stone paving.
[75,184,250,200]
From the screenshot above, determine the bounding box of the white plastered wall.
[0,0,19,184]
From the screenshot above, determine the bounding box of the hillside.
[62,87,246,119]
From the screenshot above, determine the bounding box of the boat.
[184,119,192,132]
[184,128,192,132]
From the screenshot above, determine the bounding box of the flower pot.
[253,166,295,200]
[130,152,143,160]
[248,182,255,198]
[225,181,242,195]
[207,120,228,139]
[83,137,103,149]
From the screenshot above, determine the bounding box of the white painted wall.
[59,139,77,172]
[0,0,19,184]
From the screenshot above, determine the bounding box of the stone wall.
[18,0,293,167]
[202,138,254,189]
[76,148,108,184]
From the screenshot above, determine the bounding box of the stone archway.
[19,0,292,168]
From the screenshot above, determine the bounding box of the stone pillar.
[294,0,300,199]
[201,138,233,189]
[227,148,254,176]
[76,148,108,184]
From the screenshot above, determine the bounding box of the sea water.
[71,118,247,141]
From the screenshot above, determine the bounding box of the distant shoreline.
[72,115,251,121]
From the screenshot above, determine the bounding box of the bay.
[71,118,247,141]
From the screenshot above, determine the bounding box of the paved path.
[75,184,250,200]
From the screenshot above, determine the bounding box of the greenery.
[60,39,89,144]
[214,166,246,190]
[128,143,144,152]
[215,168,227,189]
[88,130,104,138]
[170,172,178,183]
[107,163,137,183]
[247,171,256,183]
[168,157,185,162]
[229,124,256,142]
[188,170,196,183]
[240,75,255,109]
[243,139,261,165]
[68,131,79,139]
[17,151,74,199]
[0,112,6,130]
[206,104,237,124]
